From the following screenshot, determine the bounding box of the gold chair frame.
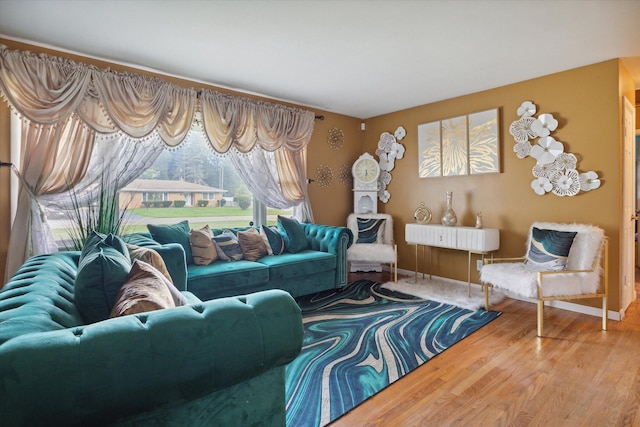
[483,237,608,337]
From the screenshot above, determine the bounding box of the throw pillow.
[126,243,172,283]
[110,260,176,318]
[147,220,193,265]
[277,215,308,253]
[525,227,577,271]
[261,225,285,255]
[75,243,132,324]
[259,227,274,256]
[356,218,386,244]
[189,225,218,265]
[81,231,130,261]
[237,228,268,261]
[213,230,244,261]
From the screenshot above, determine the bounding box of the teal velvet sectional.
[0,251,304,426]
[127,222,354,301]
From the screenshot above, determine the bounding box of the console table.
[405,223,500,294]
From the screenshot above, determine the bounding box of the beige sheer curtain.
[0,45,315,281]
[201,89,315,221]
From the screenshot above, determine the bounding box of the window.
[143,192,168,201]
[44,131,293,247]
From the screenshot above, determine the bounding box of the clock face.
[353,158,380,184]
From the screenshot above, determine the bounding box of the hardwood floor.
[332,271,640,426]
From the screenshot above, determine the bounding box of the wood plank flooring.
[331,271,640,426]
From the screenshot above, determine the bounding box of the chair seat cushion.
[347,244,396,263]
[480,262,601,299]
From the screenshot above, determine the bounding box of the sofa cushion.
[189,225,218,265]
[148,220,193,265]
[261,225,285,255]
[110,260,176,317]
[257,250,335,281]
[237,228,268,261]
[277,216,308,253]
[525,227,577,271]
[186,261,270,301]
[75,243,132,324]
[356,217,386,243]
[213,230,244,261]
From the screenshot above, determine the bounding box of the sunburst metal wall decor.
[327,127,344,150]
[314,164,333,188]
[338,164,353,188]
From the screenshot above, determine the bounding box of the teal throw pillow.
[356,218,386,244]
[81,230,129,261]
[277,215,308,253]
[148,220,193,264]
[75,243,132,324]
[213,230,244,261]
[525,227,577,271]
[261,225,285,255]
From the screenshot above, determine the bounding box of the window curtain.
[0,45,315,281]
[201,90,315,222]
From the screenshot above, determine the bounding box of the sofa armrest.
[0,289,303,426]
[123,233,188,291]
[300,223,353,288]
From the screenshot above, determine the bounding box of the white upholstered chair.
[480,222,608,337]
[347,213,397,282]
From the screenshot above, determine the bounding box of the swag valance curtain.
[0,45,315,281]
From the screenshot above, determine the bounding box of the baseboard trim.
[392,267,621,321]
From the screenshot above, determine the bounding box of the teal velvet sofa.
[127,222,354,301]
[0,251,304,426]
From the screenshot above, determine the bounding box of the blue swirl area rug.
[285,279,501,427]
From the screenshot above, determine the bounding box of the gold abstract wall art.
[418,108,500,178]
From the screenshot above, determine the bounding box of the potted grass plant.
[64,173,130,251]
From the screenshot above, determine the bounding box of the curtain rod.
[194,90,324,120]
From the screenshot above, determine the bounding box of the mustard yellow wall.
[364,59,634,312]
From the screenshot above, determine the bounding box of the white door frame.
[621,96,636,315]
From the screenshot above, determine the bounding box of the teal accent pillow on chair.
[277,215,308,253]
[356,217,386,243]
[148,220,193,264]
[75,242,132,324]
[525,227,577,271]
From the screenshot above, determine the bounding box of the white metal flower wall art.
[510,101,601,197]
[375,126,406,203]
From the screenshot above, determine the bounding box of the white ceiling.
[1,0,639,119]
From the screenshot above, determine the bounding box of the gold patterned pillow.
[110,260,175,317]
[237,228,268,262]
[126,243,172,282]
[189,225,218,265]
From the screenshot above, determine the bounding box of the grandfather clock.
[352,152,380,214]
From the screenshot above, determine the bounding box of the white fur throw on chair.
[480,222,605,299]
